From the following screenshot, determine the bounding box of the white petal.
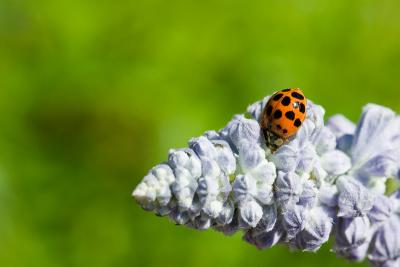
[313,127,337,155]
[367,177,388,195]
[351,104,397,167]
[233,174,257,203]
[312,160,328,182]
[238,141,265,171]
[246,96,270,122]
[204,130,220,140]
[295,206,332,251]
[189,136,218,159]
[215,199,235,225]
[197,177,218,205]
[275,171,302,207]
[294,119,315,146]
[319,182,339,207]
[239,198,263,228]
[307,101,325,136]
[201,158,221,177]
[299,179,318,208]
[253,204,278,234]
[184,149,202,178]
[168,149,190,169]
[212,140,236,175]
[337,134,354,154]
[327,114,356,138]
[168,149,202,178]
[189,214,212,230]
[270,140,299,172]
[249,160,277,185]
[283,205,306,239]
[151,164,175,184]
[224,115,261,148]
[368,216,400,264]
[172,167,198,209]
[321,150,352,175]
[334,216,372,261]
[337,175,375,218]
[156,182,172,206]
[203,200,223,218]
[368,195,393,224]
[297,142,318,174]
[360,155,398,179]
[132,182,152,201]
[255,182,274,205]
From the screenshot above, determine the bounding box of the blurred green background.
[1,0,400,266]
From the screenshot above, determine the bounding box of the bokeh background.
[1,0,400,266]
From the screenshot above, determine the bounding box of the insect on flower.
[261,88,307,151]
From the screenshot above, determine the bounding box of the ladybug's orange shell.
[261,88,307,139]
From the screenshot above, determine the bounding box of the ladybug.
[260,88,307,151]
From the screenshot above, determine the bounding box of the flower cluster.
[133,95,400,267]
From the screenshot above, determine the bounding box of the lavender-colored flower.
[170,165,198,210]
[132,93,400,267]
[368,195,393,225]
[133,164,175,211]
[238,197,264,228]
[282,204,306,240]
[233,141,276,227]
[368,216,400,267]
[318,181,339,208]
[327,114,356,138]
[336,175,375,218]
[313,126,337,156]
[197,171,231,218]
[330,104,400,193]
[366,190,400,267]
[292,206,333,251]
[243,223,284,250]
[320,150,351,176]
[246,96,270,122]
[275,171,303,208]
[252,204,278,234]
[298,179,318,208]
[334,216,372,261]
[222,114,262,148]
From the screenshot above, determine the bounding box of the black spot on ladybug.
[299,103,305,113]
[294,119,302,127]
[273,93,283,101]
[285,111,295,120]
[283,129,288,134]
[277,124,282,129]
[281,96,291,106]
[282,89,291,92]
[291,92,304,100]
[266,105,273,116]
[273,109,282,119]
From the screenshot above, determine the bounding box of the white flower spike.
[133,90,400,267]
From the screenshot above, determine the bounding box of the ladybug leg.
[274,138,284,147]
[263,129,285,152]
